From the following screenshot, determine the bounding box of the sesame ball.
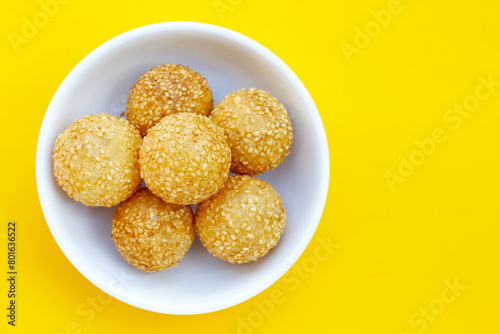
[52,114,142,207]
[195,175,286,264]
[139,113,231,205]
[126,64,213,136]
[111,188,195,272]
[211,88,293,175]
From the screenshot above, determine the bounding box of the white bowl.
[36,22,329,314]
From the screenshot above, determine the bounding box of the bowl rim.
[35,21,330,314]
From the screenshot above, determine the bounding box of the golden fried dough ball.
[195,175,286,264]
[139,113,231,205]
[126,64,213,136]
[111,188,195,272]
[211,88,292,175]
[52,114,142,207]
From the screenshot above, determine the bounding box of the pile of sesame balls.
[52,64,293,272]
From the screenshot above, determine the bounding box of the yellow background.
[1,0,500,333]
